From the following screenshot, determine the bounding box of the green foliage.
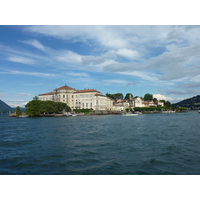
[73,108,93,113]
[153,98,158,102]
[173,107,187,111]
[143,93,153,101]
[16,106,22,117]
[134,107,163,112]
[33,96,39,100]
[124,93,133,100]
[25,100,71,116]
[164,101,171,108]
[125,108,133,112]
[106,93,124,100]
[105,93,115,99]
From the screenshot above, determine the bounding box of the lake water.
[1,111,200,175]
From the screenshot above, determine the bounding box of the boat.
[122,95,139,116]
[63,112,77,117]
[63,112,72,116]
[122,113,139,116]
[198,110,200,113]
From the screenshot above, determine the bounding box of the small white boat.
[198,110,200,114]
[63,112,72,116]
[122,113,139,116]
[63,112,77,116]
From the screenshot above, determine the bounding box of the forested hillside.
[172,95,200,109]
[0,99,13,113]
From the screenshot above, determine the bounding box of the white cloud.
[17,93,32,96]
[55,50,82,64]
[7,56,35,65]
[22,39,46,51]
[7,101,29,108]
[7,100,27,102]
[103,79,128,85]
[0,70,61,78]
[116,48,140,60]
[64,71,89,77]
[118,70,160,82]
[153,94,173,101]
[160,89,200,96]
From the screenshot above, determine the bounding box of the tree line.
[25,99,71,116]
[106,92,172,107]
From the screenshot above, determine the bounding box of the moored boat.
[122,113,139,116]
[63,112,72,116]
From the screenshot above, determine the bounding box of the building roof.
[54,85,76,91]
[39,92,55,96]
[75,89,100,93]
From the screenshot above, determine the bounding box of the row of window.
[56,94,94,98]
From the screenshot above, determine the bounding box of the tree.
[105,93,124,100]
[25,100,71,116]
[16,106,22,117]
[165,101,171,108]
[106,93,115,100]
[153,98,158,102]
[33,96,39,100]
[144,93,153,101]
[124,93,133,100]
[113,93,124,100]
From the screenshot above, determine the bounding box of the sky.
[1,25,200,107]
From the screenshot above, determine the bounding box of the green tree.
[25,100,71,116]
[33,96,39,100]
[124,93,134,100]
[16,106,22,117]
[105,93,124,100]
[153,98,158,102]
[144,93,153,101]
[165,101,171,108]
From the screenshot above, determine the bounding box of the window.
[63,95,65,98]
[86,103,88,107]
[82,103,84,108]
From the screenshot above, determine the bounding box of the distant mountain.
[0,99,13,113]
[172,95,200,109]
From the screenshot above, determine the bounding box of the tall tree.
[33,96,39,100]
[16,106,22,117]
[144,93,153,101]
[124,93,134,100]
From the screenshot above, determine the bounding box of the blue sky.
[1,25,200,107]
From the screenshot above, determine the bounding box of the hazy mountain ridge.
[172,95,200,109]
[0,99,13,113]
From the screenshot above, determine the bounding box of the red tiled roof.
[75,89,100,93]
[39,92,55,96]
[54,85,76,91]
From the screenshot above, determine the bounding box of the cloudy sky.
[1,25,200,107]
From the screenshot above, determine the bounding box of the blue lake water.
[1,111,200,175]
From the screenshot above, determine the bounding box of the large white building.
[38,85,164,111]
[38,85,114,111]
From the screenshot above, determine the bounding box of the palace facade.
[38,85,164,111]
[38,85,114,111]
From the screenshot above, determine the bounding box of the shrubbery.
[25,100,71,116]
[73,108,93,113]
